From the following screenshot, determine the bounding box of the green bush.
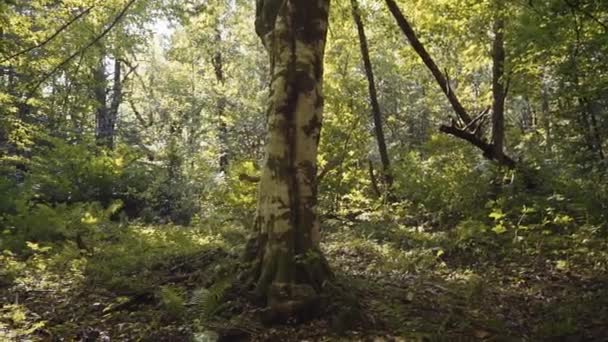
[0,200,119,253]
[393,135,494,223]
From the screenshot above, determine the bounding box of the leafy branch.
[26,0,138,98]
[0,5,96,64]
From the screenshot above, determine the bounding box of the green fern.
[160,285,186,320]
[191,279,231,321]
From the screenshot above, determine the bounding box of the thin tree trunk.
[212,26,229,172]
[244,0,332,322]
[95,56,122,149]
[93,55,109,147]
[584,98,605,160]
[589,112,605,161]
[367,159,381,198]
[540,78,552,152]
[351,0,393,194]
[577,98,597,156]
[0,27,7,154]
[491,13,506,158]
[108,58,121,148]
[165,119,183,222]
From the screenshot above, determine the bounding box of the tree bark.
[244,0,332,322]
[577,97,598,157]
[367,159,381,198]
[351,0,393,194]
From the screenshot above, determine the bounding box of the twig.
[462,107,490,132]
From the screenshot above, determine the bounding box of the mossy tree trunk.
[244,0,332,322]
[211,23,229,173]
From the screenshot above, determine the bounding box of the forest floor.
[1,215,608,341]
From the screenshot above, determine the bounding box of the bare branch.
[462,107,490,132]
[238,173,260,183]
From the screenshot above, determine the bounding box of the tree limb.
[26,0,138,98]
[0,5,96,64]
[384,0,473,125]
[439,124,515,168]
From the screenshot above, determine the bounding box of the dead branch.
[439,123,515,168]
[238,173,260,183]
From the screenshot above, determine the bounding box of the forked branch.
[384,0,516,168]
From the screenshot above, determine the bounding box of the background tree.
[351,0,393,196]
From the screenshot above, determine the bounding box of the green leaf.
[491,224,507,234]
[489,209,505,221]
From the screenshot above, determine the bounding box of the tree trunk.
[95,56,121,149]
[577,97,597,157]
[351,0,393,195]
[588,103,605,161]
[367,159,381,198]
[108,58,122,148]
[491,13,506,159]
[244,0,332,322]
[540,77,552,153]
[93,55,109,147]
[583,98,605,160]
[212,25,229,173]
[0,27,7,154]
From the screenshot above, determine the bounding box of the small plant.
[192,279,231,321]
[159,286,186,321]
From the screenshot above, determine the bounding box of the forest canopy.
[1,0,607,340]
